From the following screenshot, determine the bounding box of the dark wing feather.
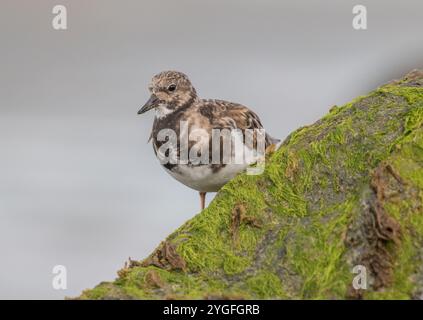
[199,99,279,147]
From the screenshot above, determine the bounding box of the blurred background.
[0,0,422,299]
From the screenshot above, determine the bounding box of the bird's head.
[138,71,198,116]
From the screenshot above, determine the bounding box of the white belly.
[164,163,249,192]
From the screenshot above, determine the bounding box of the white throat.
[155,104,174,119]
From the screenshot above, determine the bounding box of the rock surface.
[79,70,423,300]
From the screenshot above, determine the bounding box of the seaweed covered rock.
[79,70,423,300]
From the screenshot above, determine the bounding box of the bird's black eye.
[168,84,176,92]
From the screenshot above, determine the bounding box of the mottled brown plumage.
[138,71,279,210]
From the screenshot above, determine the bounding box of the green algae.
[79,70,423,300]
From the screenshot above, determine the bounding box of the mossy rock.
[79,70,423,300]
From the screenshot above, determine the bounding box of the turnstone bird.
[138,71,279,210]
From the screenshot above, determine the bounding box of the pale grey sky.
[0,0,422,299]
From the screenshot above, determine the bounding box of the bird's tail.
[265,134,282,149]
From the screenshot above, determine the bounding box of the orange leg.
[199,192,206,210]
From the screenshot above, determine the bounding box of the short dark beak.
[138,94,158,115]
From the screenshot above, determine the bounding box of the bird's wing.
[198,99,279,147]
